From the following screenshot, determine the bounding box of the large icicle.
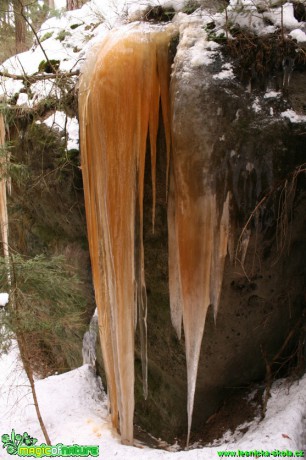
[169,160,230,445]
[170,81,230,446]
[0,115,9,261]
[79,26,172,445]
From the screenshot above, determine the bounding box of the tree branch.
[0,69,79,83]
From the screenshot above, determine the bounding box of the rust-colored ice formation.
[79,26,229,446]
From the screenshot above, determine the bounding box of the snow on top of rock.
[1,0,305,105]
[226,1,305,37]
[0,0,305,153]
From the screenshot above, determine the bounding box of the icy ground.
[0,342,305,460]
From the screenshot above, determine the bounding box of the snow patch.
[0,292,9,306]
[289,29,306,43]
[252,97,262,113]
[213,62,235,81]
[37,111,79,150]
[264,91,281,99]
[281,109,306,123]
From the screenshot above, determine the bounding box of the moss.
[40,31,53,42]
[143,5,176,22]
[38,59,60,73]
[70,23,82,29]
[221,31,306,87]
[182,0,200,14]
[56,29,72,42]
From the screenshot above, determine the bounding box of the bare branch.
[0,69,79,83]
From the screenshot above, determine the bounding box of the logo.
[1,429,99,457]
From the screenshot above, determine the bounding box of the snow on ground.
[0,342,305,460]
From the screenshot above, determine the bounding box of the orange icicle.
[79,24,230,447]
[79,26,172,445]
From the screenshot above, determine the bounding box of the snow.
[225,0,304,38]
[0,342,305,459]
[289,29,306,43]
[37,111,79,150]
[264,91,281,99]
[0,0,305,113]
[265,3,299,31]
[252,98,262,113]
[281,109,306,123]
[0,292,9,306]
[213,63,235,80]
[54,0,66,8]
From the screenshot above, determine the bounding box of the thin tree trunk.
[66,0,86,11]
[10,257,51,446]
[17,333,52,445]
[13,0,26,53]
[44,0,55,8]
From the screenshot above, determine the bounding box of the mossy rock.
[143,5,176,22]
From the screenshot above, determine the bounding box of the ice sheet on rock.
[82,309,98,367]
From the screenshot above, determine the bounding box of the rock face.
[131,23,306,442]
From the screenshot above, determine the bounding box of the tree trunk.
[13,0,26,53]
[44,0,55,8]
[66,0,86,11]
[17,333,52,445]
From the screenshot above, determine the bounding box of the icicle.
[82,308,98,367]
[170,89,230,445]
[210,192,231,322]
[79,26,172,445]
[80,23,231,447]
[168,164,183,340]
[0,115,9,262]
